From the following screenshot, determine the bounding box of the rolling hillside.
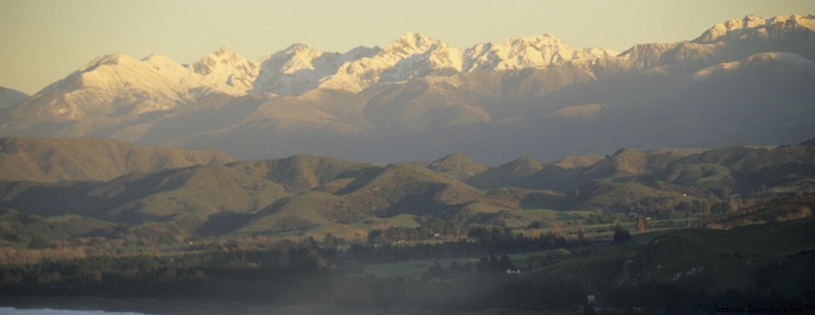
[1,138,815,246]
[0,137,235,182]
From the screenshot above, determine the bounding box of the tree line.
[2,235,812,313]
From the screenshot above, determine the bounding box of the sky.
[1,0,813,95]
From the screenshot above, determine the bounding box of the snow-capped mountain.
[190,46,260,95]
[462,33,617,72]
[1,14,813,164]
[317,32,464,93]
[17,30,613,106]
[23,48,260,121]
[692,14,815,44]
[32,53,197,119]
[252,43,380,96]
[319,32,617,93]
[253,32,614,95]
[618,14,815,71]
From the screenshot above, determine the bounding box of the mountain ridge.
[1,14,813,164]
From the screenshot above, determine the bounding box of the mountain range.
[0,14,814,164]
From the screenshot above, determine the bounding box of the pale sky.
[1,0,813,95]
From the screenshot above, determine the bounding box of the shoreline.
[0,296,548,315]
[0,296,268,315]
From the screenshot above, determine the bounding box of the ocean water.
[0,307,148,315]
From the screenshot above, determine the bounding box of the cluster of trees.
[605,197,713,220]
[584,196,778,231]
[343,241,482,264]
[467,226,577,253]
[366,218,469,244]
[340,225,588,264]
[0,247,333,304]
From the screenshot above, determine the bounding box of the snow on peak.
[693,14,815,43]
[385,32,439,57]
[346,46,381,59]
[193,47,253,73]
[315,33,462,93]
[693,15,767,43]
[39,32,621,102]
[191,47,259,93]
[78,53,140,72]
[511,33,564,45]
[32,47,264,120]
[261,43,324,75]
[252,43,379,96]
[300,32,615,94]
[213,46,237,56]
[462,34,616,72]
[143,53,181,66]
[282,43,317,55]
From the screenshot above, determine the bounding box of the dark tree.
[613,225,631,243]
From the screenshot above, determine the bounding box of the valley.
[1,11,814,314]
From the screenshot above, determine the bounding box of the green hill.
[0,137,234,182]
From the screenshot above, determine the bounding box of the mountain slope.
[0,87,28,109]
[0,137,234,182]
[227,155,364,193]
[425,153,490,181]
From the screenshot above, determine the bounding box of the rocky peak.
[381,32,442,58]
